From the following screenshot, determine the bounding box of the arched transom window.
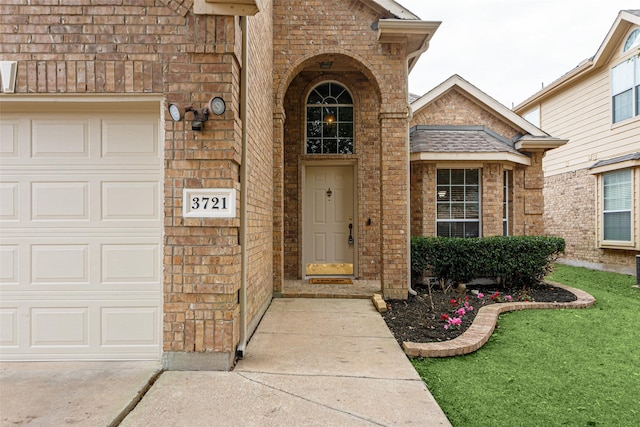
[623,28,640,52]
[306,82,354,154]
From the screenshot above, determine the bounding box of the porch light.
[320,61,333,69]
[168,96,226,131]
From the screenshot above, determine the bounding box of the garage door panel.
[0,120,19,157]
[31,120,89,158]
[0,182,19,220]
[31,307,89,347]
[101,244,159,284]
[31,182,89,221]
[0,245,19,285]
[0,106,162,361]
[31,244,89,285]
[0,307,19,347]
[102,181,160,221]
[102,120,158,158]
[2,174,160,228]
[101,307,159,346]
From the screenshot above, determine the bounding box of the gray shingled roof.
[410,125,523,155]
[589,152,640,169]
[625,10,640,17]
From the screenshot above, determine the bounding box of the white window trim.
[435,168,482,238]
[610,30,640,125]
[592,166,639,250]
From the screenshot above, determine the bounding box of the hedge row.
[411,236,566,287]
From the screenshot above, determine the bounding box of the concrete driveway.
[1,299,451,426]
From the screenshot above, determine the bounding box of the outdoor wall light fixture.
[168,96,226,131]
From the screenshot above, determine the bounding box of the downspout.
[236,15,249,359]
[406,52,418,297]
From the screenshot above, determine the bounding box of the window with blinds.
[436,169,481,238]
[602,169,632,241]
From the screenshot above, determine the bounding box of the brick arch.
[274,49,383,111]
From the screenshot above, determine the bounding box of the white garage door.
[0,101,163,360]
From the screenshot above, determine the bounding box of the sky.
[400,0,633,108]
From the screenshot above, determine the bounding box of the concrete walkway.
[0,299,451,426]
[122,298,451,426]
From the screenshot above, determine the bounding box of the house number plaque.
[183,188,236,218]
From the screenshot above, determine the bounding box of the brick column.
[524,151,545,235]
[272,108,285,292]
[380,112,410,300]
[482,163,504,237]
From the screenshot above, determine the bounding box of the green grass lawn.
[412,264,639,426]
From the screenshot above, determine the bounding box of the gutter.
[236,15,249,359]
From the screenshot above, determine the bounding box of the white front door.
[304,165,355,276]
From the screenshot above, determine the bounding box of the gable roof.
[410,125,531,165]
[516,10,640,111]
[412,74,551,138]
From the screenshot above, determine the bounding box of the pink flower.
[456,308,466,316]
[444,324,450,330]
[505,295,513,301]
[449,317,462,326]
[477,292,484,299]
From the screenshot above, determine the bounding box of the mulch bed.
[382,281,577,346]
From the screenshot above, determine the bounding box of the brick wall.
[273,0,411,298]
[545,169,636,269]
[1,0,274,367]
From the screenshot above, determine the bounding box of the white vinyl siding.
[533,65,640,178]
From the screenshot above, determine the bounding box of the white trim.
[411,151,531,166]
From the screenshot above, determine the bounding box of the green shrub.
[411,236,565,287]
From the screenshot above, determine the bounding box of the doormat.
[308,278,353,285]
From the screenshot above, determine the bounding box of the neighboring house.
[515,10,640,275]
[0,0,440,368]
[409,75,566,240]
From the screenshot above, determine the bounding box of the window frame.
[503,170,511,236]
[591,165,639,250]
[435,168,482,238]
[611,28,640,124]
[304,81,354,155]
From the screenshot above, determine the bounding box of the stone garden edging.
[402,281,596,358]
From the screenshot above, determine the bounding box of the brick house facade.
[0,0,443,368]
[409,76,565,241]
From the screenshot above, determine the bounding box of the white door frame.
[301,160,358,278]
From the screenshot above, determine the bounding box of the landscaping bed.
[382,281,577,345]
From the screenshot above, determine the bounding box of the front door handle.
[348,223,354,245]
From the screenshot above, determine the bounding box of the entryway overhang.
[377,19,441,71]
